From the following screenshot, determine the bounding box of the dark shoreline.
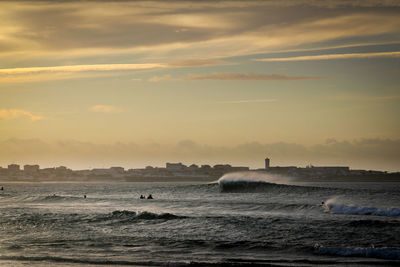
[1,174,400,183]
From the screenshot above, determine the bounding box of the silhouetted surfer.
[0,186,3,191]
[84,195,87,199]
[147,194,153,199]
[140,195,145,199]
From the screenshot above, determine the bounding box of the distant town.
[0,158,399,182]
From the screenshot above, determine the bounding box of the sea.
[0,172,400,266]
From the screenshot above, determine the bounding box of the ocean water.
[0,173,400,266]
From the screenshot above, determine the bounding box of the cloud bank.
[1,1,399,67]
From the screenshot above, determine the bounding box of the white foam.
[324,198,400,217]
[217,171,291,185]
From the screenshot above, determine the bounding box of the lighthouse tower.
[265,158,270,170]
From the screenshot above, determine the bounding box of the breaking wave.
[218,172,323,193]
[324,198,400,217]
[314,245,400,260]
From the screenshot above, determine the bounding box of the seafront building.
[0,158,396,182]
[261,157,351,178]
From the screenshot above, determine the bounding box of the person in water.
[147,194,153,199]
[84,195,87,199]
[140,195,145,199]
[0,186,3,191]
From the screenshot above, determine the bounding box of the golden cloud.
[89,105,123,113]
[186,72,321,81]
[256,51,400,62]
[0,109,44,121]
[0,63,167,75]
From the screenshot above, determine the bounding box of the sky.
[0,0,399,171]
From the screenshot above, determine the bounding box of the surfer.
[147,194,153,199]
[84,195,87,199]
[140,195,145,199]
[0,186,3,191]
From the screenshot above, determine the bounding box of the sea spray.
[324,197,400,217]
[217,171,323,193]
[218,171,294,185]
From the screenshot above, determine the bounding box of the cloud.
[333,93,400,102]
[216,99,278,104]
[0,71,120,83]
[0,63,167,83]
[256,51,400,62]
[167,59,229,67]
[148,72,321,82]
[363,94,400,101]
[0,109,44,121]
[89,105,122,113]
[0,61,230,83]
[186,72,321,81]
[148,74,177,82]
[1,2,399,67]
[0,63,167,75]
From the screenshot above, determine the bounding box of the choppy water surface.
[0,174,400,266]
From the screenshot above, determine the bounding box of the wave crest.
[324,198,400,217]
[218,172,287,193]
[217,172,321,193]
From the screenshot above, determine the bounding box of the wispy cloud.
[168,59,230,67]
[256,51,400,62]
[89,105,123,113]
[0,71,119,83]
[0,109,44,121]
[0,63,167,75]
[148,74,177,83]
[217,99,278,104]
[1,2,399,66]
[186,72,321,81]
[334,93,400,102]
[366,94,400,101]
[0,63,167,83]
[0,61,230,83]
[147,72,320,82]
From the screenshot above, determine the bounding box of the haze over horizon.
[1,0,399,171]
